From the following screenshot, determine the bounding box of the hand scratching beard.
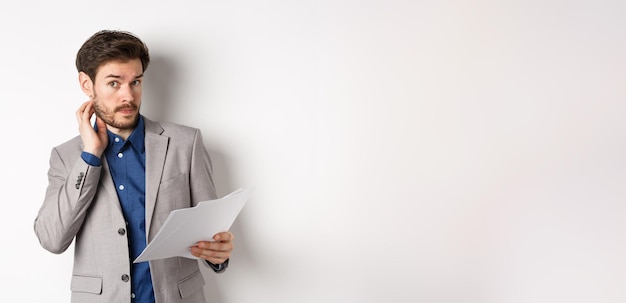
[92,95,139,130]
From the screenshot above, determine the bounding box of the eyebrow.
[104,73,144,80]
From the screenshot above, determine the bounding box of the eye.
[132,80,142,86]
[108,81,119,88]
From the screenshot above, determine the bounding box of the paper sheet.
[134,187,252,263]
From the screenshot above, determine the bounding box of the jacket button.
[121,274,130,282]
[118,228,126,235]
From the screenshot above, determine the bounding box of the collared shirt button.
[121,274,130,282]
[117,152,123,158]
[115,137,120,143]
[131,293,136,299]
[119,184,125,190]
[118,228,126,235]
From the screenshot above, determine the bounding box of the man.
[34,30,233,303]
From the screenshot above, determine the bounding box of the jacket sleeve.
[34,147,102,254]
[188,129,230,273]
[189,128,218,206]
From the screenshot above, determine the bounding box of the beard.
[92,94,139,130]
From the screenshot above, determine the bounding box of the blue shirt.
[81,116,155,303]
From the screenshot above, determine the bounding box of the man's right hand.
[76,100,108,158]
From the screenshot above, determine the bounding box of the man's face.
[91,59,143,131]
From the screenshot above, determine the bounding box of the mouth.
[116,106,137,115]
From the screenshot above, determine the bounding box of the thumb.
[95,117,107,133]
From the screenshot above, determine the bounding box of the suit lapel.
[144,118,168,242]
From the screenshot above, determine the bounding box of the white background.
[1,1,625,302]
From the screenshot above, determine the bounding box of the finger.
[76,101,93,123]
[213,232,233,242]
[82,101,94,120]
[204,255,228,265]
[198,241,233,252]
[194,248,230,259]
[95,116,106,130]
[76,101,89,121]
[190,245,229,257]
[190,247,230,263]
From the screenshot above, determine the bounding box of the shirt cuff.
[81,152,102,166]
[206,258,229,273]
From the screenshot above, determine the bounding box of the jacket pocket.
[70,275,103,294]
[160,173,189,191]
[158,173,191,209]
[177,269,205,299]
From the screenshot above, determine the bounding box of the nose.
[119,84,135,102]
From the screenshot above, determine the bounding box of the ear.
[78,71,94,98]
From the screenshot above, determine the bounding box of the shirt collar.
[126,115,145,152]
[100,115,145,153]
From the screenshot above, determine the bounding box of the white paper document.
[134,187,252,263]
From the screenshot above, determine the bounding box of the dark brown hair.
[75,30,150,81]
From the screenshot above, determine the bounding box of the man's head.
[76,30,150,82]
[76,30,150,132]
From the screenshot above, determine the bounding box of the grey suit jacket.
[35,117,218,303]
